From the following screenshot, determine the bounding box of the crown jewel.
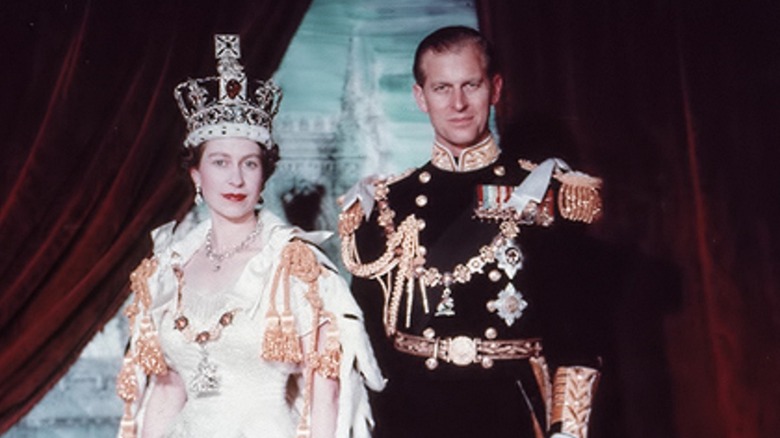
[174,34,282,148]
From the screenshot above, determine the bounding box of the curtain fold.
[0,0,312,432]
[477,1,779,437]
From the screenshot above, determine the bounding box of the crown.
[174,34,283,148]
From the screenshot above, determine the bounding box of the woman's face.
[190,137,264,223]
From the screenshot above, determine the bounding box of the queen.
[115,34,383,438]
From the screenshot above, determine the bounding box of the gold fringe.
[556,172,603,224]
[116,353,138,402]
[517,159,604,224]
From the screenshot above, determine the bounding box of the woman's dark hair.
[182,140,280,183]
[412,25,498,86]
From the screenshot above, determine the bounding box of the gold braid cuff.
[261,240,342,438]
[116,257,167,438]
[551,366,600,438]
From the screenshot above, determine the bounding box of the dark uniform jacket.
[340,137,603,438]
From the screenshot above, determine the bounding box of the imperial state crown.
[174,34,282,148]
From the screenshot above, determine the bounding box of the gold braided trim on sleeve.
[116,257,167,438]
[551,366,600,438]
[261,240,343,438]
[555,172,603,224]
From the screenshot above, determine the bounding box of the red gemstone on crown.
[226,79,242,99]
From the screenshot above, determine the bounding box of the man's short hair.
[413,25,498,86]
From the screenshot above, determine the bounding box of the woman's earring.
[195,184,203,206]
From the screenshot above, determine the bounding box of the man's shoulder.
[383,166,421,188]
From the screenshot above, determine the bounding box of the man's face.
[413,43,502,155]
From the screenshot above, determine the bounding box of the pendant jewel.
[173,270,241,398]
[435,289,455,316]
[190,346,220,396]
[495,237,523,279]
[435,275,456,317]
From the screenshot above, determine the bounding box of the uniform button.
[493,165,506,176]
[417,245,427,256]
[423,327,436,339]
[418,219,426,230]
[415,194,428,207]
[419,171,431,183]
[484,327,497,339]
[488,269,502,282]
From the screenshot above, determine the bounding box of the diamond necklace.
[205,219,262,271]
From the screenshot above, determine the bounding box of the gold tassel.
[280,311,304,363]
[261,312,284,362]
[262,311,303,363]
[116,353,138,402]
[118,406,137,438]
[136,315,168,375]
[116,353,138,438]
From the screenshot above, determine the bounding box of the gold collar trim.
[431,135,500,172]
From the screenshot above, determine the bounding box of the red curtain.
[477,2,779,437]
[0,0,311,432]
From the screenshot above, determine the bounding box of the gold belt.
[393,331,542,370]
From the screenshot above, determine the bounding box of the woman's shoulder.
[149,212,210,259]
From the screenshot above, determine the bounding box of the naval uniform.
[339,136,603,438]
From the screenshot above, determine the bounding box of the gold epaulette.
[551,366,600,438]
[554,171,603,224]
[518,159,603,224]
